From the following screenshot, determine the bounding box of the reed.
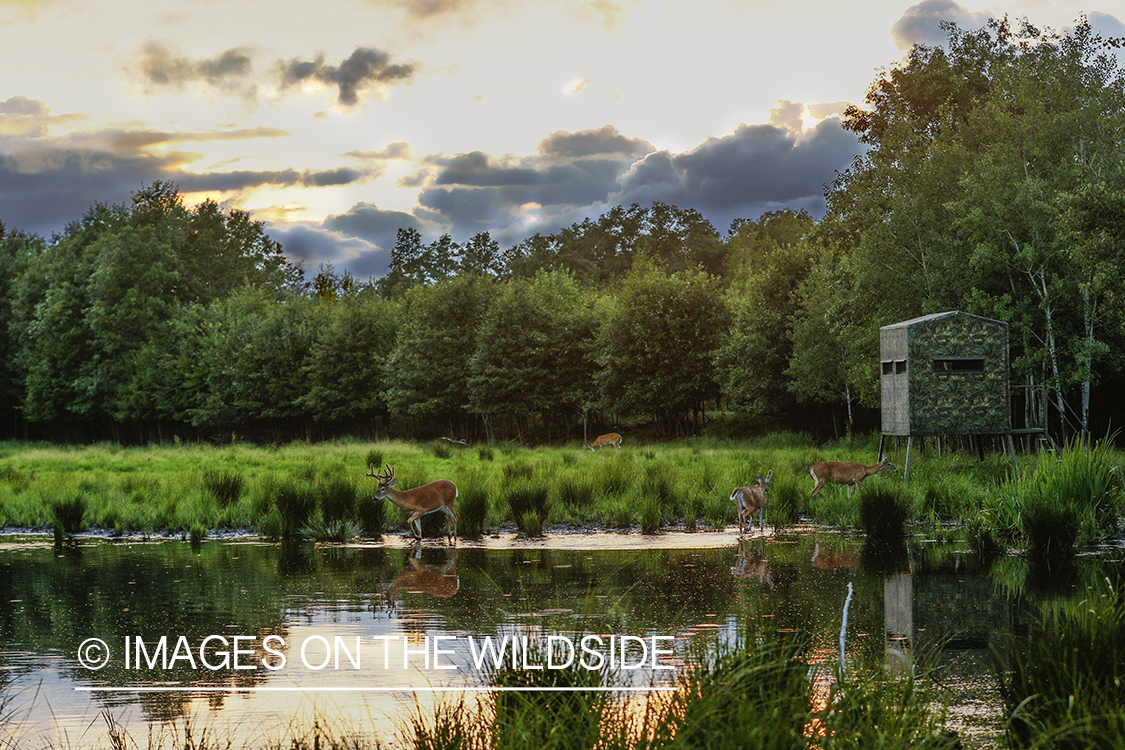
[996,585,1125,749]
[201,469,244,509]
[273,480,316,537]
[456,480,489,538]
[316,477,358,523]
[49,491,88,540]
[506,480,549,535]
[858,486,910,541]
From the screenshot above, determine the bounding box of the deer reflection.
[730,537,771,585]
[810,540,861,569]
[377,544,459,612]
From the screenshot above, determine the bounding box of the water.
[1,529,1122,748]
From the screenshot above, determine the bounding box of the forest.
[2,19,1125,445]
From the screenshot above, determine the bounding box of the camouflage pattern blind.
[880,311,1009,436]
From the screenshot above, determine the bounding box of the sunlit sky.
[2,0,1123,278]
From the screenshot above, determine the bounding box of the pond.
[1,529,1122,749]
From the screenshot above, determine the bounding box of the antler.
[366,463,395,482]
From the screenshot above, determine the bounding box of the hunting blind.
[879,311,1014,478]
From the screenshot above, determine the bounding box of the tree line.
[2,18,1124,444]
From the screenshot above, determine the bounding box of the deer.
[587,432,623,451]
[731,470,771,534]
[365,464,458,541]
[809,454,898,498]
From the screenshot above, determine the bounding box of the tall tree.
[813,18,1125,436]
[8,182,300,436]
[467,271,597,439]
[596,260,728,436]
[382,275,490,437]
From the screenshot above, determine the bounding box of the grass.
[1,434,1122,548]
[995,583,1125,749]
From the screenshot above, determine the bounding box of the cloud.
[322,202,424,248]
[343,142,412,161]
[807,101,852,120]
[537,125,654,158]
[0,112,376,237]
[265,221,389,279]
[279,46,415,107]
[891,0,993,50]
[132,42,257,98]
[0,96,83,136]
[359,116,860,256]
[1083,12,1125,39]
[412,114,858,242]
[126,43,415,107]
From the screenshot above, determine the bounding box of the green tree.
[382,275,491,437]
[0,226,43,437]
[188,290,323,437]
[596,260,728,435]
[715,240,815,417]
[9,182,300,436]
[815,18,1125,436]
[468,271,597,440]
[298,290,399,433]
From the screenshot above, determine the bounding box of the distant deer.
[731,470,771,534]
[587,432,622,451]
[809,454,897,497]
[366,464,457,540]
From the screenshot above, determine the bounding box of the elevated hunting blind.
[880,311,1013,478]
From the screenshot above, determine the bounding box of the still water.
[1,529,1122,748]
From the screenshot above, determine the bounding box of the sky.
[3,0,1125,280]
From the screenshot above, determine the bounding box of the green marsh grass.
[456,476,489,538]
[2,436,1122,547]
[996,584,1125,749]
[506,480,549,535]
[201,468,244,508]
[49,491,88,540]
[858,486,910,541]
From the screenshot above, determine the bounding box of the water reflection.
[0,531,1120,748]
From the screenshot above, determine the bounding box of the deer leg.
[439,505,457,540]
[406,511,424,538]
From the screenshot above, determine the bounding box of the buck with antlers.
[587,432,623,451]
[809,454,897,497]
[366,464,458,540]
[731,470,771,534]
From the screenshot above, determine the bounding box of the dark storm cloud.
[0,115,375,237]
[411,125,651,227]
[891,0,992,49]
[279,47,415,107]
[175,167,375,192]
[403,113,861,250]
[323,202,423,248]
[669,117,859,208]
[537,125,654,158]
[264,221,388,277]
